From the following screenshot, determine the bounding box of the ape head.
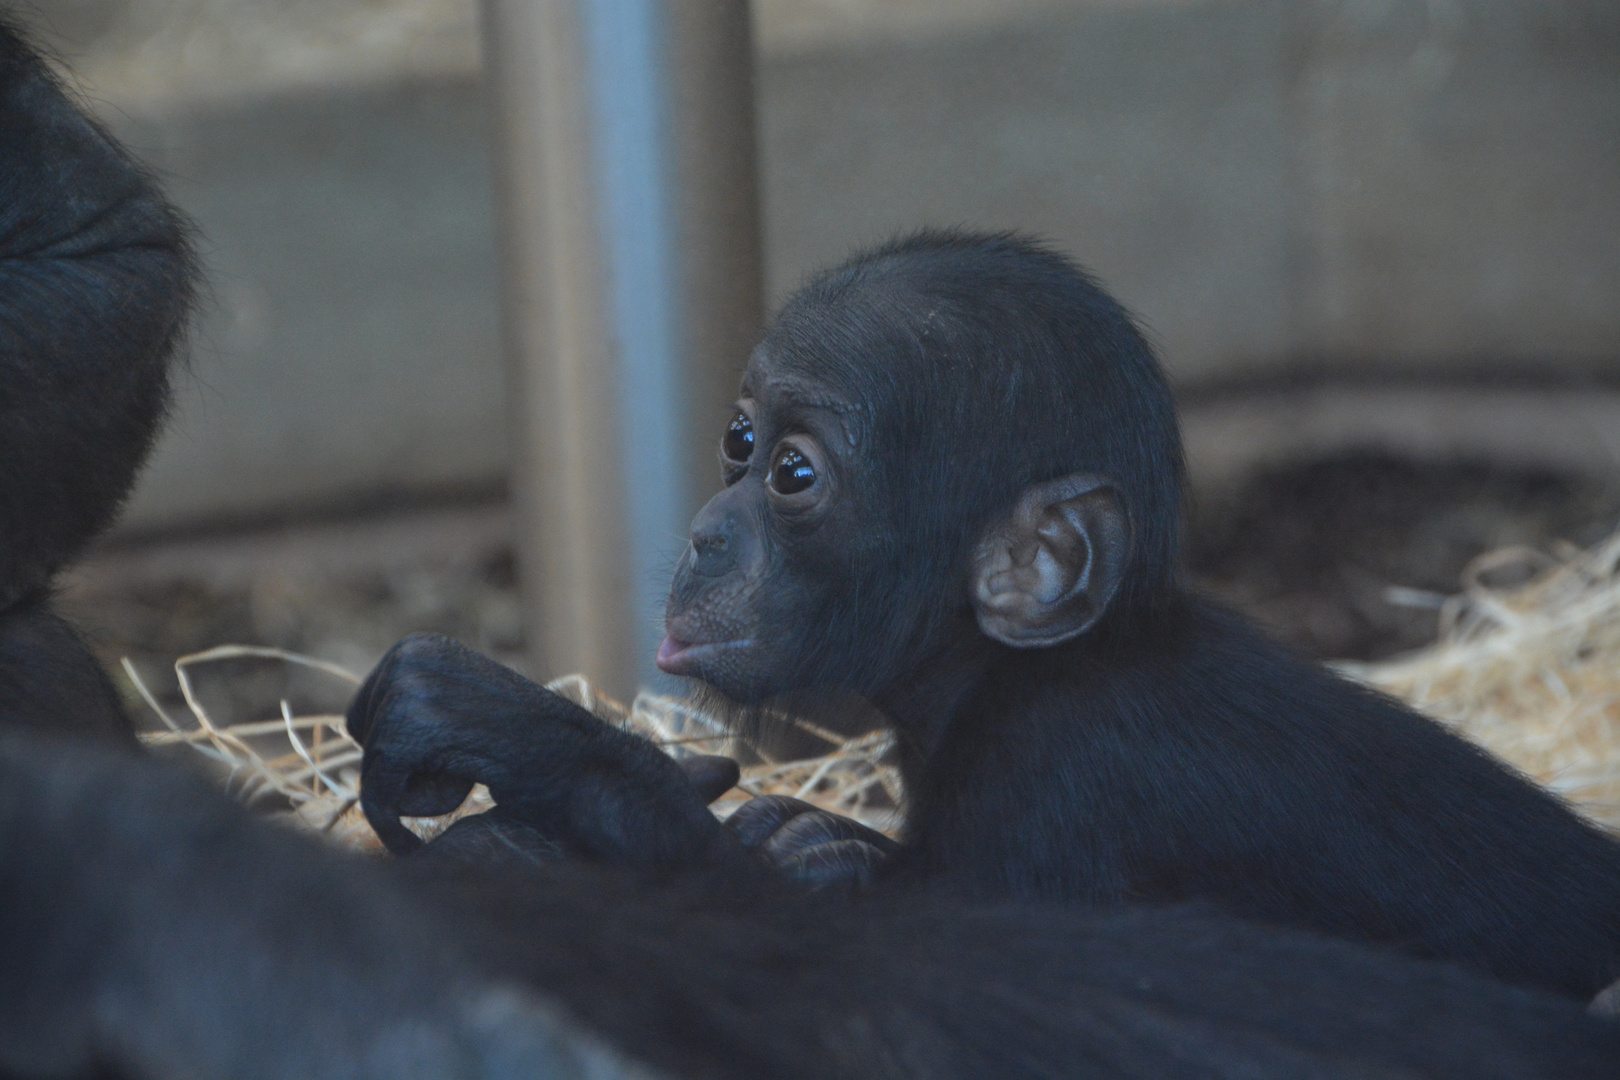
[660,231,1185,706]
[0,23,196,609]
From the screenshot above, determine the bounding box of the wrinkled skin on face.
[657,347,879,703]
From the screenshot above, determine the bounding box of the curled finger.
[678,754,741,805]
[359,751,426,856]
[782,839,889,888]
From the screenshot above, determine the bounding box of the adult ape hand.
[348,633,740,870]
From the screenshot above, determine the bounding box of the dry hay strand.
[128,650,902,852]
[1341,531,1620,831]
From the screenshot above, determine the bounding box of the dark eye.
[722,412,754,463]
[770,446,816,494]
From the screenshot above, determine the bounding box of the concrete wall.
[1292,0,1620,373]
[17,0,1617,532]
[762,0,1620,384]
[759,0,1299,382]
[111,82,506,529]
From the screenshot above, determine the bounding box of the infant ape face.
[658,343,880,702]
[660,231,1183,704]
[659,316,1130,706]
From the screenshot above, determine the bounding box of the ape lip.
[656,634,747,674]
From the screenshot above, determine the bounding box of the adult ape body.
[354,232,1620,1001]
[7,732,1620,1080]
[0,16,196,747]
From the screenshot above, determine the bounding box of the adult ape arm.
[3,732,1619,1080]
[0,731,659,1080]
[0,19,196,611]
[348,633,746,870]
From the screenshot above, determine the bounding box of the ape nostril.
[690,527,739,578]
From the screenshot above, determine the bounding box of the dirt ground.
[1190,453,1620,661]
[57,454,1620,732]
[57,501,523,731]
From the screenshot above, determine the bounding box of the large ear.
[970,473,1131,648]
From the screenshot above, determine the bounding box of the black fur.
[0,16,196,743]
[893,597,1620,997]
[5,730,1620,1080]
[0,601,138,748]
[695,233,1620,999]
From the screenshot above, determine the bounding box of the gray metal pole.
[663,4,765,505]
[480,0,762,700]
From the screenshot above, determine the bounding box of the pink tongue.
[655,635,689,669]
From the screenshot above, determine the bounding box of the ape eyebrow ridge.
[743,381,865,450]
[746,381,857,415]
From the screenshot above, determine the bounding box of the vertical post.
[480,0,762,699]
[664,4,766,506]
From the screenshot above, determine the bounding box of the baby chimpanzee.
[352,231,1620,1001]
[4,20,1618,1075]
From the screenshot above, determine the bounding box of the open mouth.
[655,635,748,676]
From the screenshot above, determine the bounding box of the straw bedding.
[1339,532,1620,831]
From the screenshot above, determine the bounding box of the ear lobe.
[971,474,1131,648]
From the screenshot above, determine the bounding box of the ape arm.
[351,636,895,885]
[0,20,196,610]
[348,633,746,871]
[4,732,1619,1080]
[0,732,651,1080]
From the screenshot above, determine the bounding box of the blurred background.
[10,0,1618,721]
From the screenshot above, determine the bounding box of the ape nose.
[690,515,741,578]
